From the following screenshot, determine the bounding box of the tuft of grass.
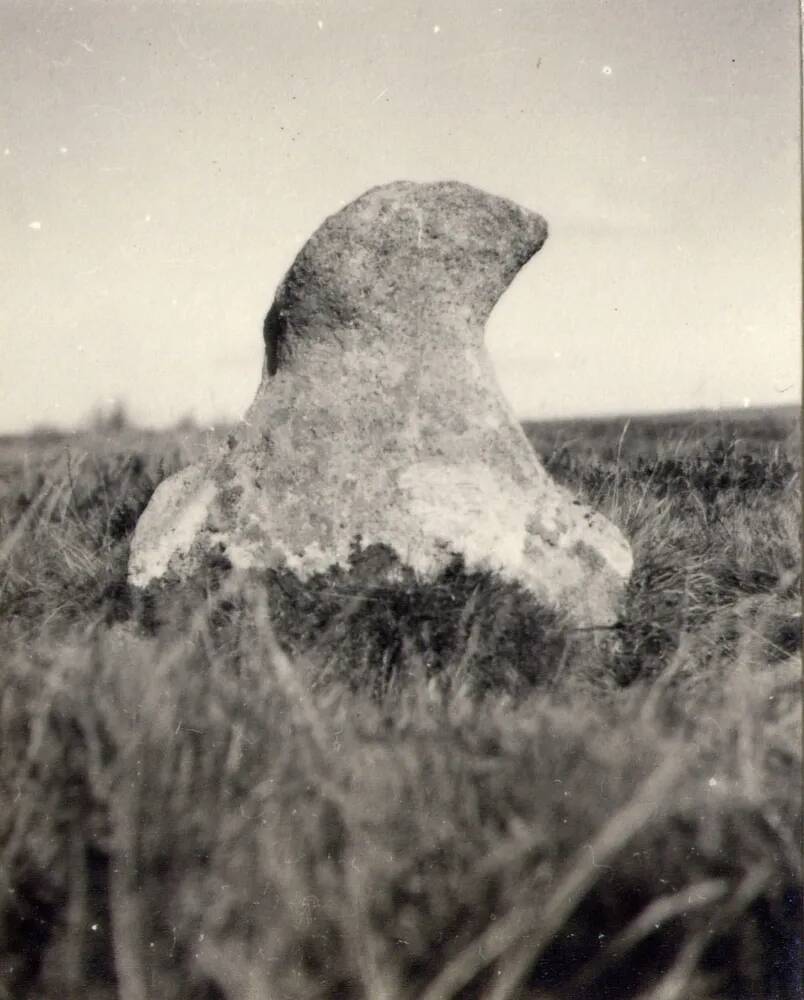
[0,410,800,999]
[135,543,573,699]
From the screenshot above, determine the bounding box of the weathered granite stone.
[128,180,633,626]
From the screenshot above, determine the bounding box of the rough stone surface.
[129,180,633,626]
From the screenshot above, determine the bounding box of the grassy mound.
[0,409,800,999]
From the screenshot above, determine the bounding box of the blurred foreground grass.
[0,406,800,999]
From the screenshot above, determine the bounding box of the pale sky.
[2,0,800,432]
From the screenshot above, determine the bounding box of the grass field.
[0,405,800,1000]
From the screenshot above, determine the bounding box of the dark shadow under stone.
[134,541,571,697]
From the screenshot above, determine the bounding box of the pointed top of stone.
[262,180,548,378]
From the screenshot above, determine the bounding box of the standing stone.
[128,180,632,627]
